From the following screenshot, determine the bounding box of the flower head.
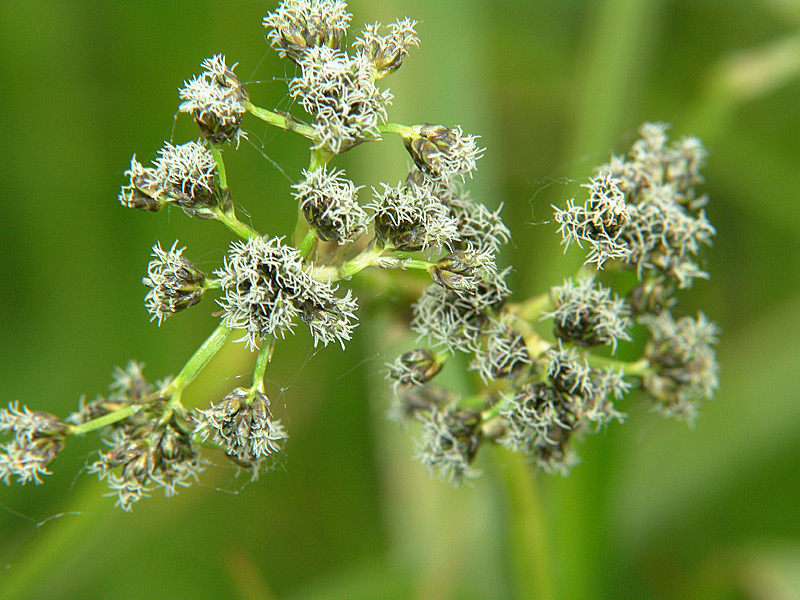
[354,18,419,77]
[415,405,483,486]
[216,236,358,349]
[1,403,67,485]
[405,124,484,182]
[179,55,249,145]
[294,166,368,242]
[553,172,631,269]
[290,46,391,153]
[88,418,203,512]
[143,241,206,324]
[194,388,288,473]
[544,277,632,352]
[642,311,720,421]
[119,155,165,212]
[264,0,351,62]
[368,182,459,251]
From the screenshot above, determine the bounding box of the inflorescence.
[1,0,719,508]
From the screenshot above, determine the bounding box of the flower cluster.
[194,388,288,475]
[75,362,205,511]
[2,0,721,510]
[119,141,227,218]
[543,276,631,352]
[554,123,715,288]
[290,46,392,154]
[143,241,207,324]
[294,166,368,243]
[389,125,718,484]
[263,0,351,62]
[215,236,358,349]
[1,403,67,485]
[354,18,420,78]
[179,55,249,145]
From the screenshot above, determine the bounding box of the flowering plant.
[1,0,718,511]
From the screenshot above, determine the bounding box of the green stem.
[585,354,650,377]
[160,324,232,397]
[396,257,432,271]
[210,145,228,190]
[298,229,317,260]
[313,243,384,282]
[495,449,556,600]
[213,207,261,239]
[251,339,275,394]
[68,405,143,436]
[308,147,332,170]
[378,122,416,137]
[245,102,315,139]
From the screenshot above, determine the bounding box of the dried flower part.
[263,0,351,63]
[0,403,67,485]
[469,315,531,382]
[544,277,632,352]
[388,348,443,388]
[354,18,419,77]
[415,406,482,485]
[429,247,496,295]
[89,418,203,512]
[143,241,206,324]
[294,166,368,242]
[216,236,358,349]
[194,389,288,469]
[119,156,166,212]
[404,124,483,182]
[179,54,249,145]
[642,311,720,421]
[368,182,459,251]
[553,172,632,269]
[412,269,511,353]
[290,46,391,154]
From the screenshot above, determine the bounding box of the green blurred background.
[1,0,799,598]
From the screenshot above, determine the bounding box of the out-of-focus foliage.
[1,1,799,599]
